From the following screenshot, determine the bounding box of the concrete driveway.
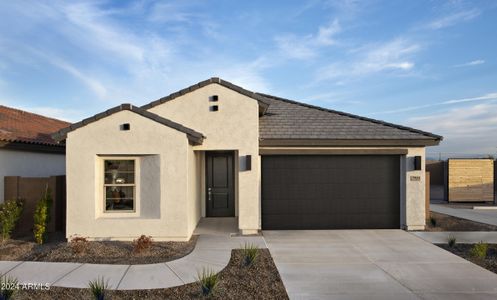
[264,230,497,300]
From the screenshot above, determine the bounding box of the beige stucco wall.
[404,147,426,230]
[66,110,193,241]
[187,149,202,235]
[148,84,260,234]
[259,146,427,230]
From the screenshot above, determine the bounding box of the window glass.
[104,159,135,212]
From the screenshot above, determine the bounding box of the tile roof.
[258,93,442,143]
[0,105,70,147]
[53,104,205,145]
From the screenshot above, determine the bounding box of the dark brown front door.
[206,152,235,217]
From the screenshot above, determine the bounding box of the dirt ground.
[14,249,288,300]
[425,211,497,231]
[0,234,197,264]
[438,243,497,274]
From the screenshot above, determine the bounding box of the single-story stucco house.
[53,78,442,241]
[0,105,68,203]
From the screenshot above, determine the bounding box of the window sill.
[97,211,140,219]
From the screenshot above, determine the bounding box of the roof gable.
[258,93,442,146]
[53,104,204,145]
[0,105,69,147]
[141,77,270,115]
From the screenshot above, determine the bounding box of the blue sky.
[0,0,496,157]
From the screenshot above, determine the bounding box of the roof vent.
[210,105,219,112]
[120,123,130,131]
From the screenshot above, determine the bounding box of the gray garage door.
[262,155,400,230]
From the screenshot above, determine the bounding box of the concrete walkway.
[412,231,497,244]
[0,218,266,290]
[432,204,497,226]
[264,230,497,300]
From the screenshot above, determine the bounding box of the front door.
[206,152,235,217]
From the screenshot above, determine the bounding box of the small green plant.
[133,235,153,254]
[69,235,89,255]
[33,187,52,244]
[0,274,18,300]
[447,235,456,248]
[241,243,259,266]
[0,199,23,241]
[470,241,488,259]
[430,216,437,227]
[196,268,219,297]
[88,276,109,300]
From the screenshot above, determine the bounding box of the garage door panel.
[262,155,400,230]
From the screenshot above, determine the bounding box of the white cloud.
[424,9,480,30]
[27,48,107,99]
[18,106,82,122]
[275,19,341,60]
[316,19,341,46]
[0,99,84,122]
[373,92,497,115]
[62,2,146,62]
[50,57,107,99]
[317,38,419,80]
[454,59,485,67]
[407,103,497,155]
[275,35,318,59]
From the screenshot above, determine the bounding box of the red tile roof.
[0,105,70,147]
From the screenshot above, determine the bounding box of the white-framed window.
[103,158,137,213]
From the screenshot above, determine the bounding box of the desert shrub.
[33,188,52,244]
[196,268,219,297]
[0,199,23,240]
[69,235,89,254]
[88,276,109,300]
[241,243,259,266]
[430,216,437,227]
[470,241,488,259]
[133,235,153,253]
[0,274,18,300]
[447,235,456,248]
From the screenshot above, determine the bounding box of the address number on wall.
[410,176,421,181]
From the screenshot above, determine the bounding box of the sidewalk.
[412,231,497,244]
[0,220,266,290]
[431,204,497,227]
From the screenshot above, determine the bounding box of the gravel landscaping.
[425,211,497,231]
[13,248,288,299]
[438,243,497,274]
[0,234,198,264]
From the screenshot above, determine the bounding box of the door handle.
[208,188,212,202]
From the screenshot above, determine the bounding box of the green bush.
[33,188,52,244]
[88,276,109,300]
[196,268,219,297]
[0,274,18,300]
[470,241,488,259]
[430,216,437,227]
[0,199,23,241]
[241,243,259,267]
[447,235,457,248]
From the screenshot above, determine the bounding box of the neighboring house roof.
[0,105,69,148]
[53,104,204,145]
[141,77,270,115]
[258,93,442,146]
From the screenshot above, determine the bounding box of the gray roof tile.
[258,93,442,142]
